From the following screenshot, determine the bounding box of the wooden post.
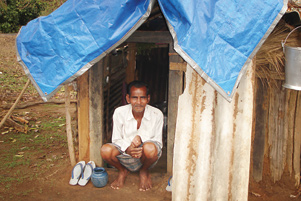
[286,89,298,175]
[252,78,268,182]
[294,91,301,187]
[89,61,104,166]
[77,71,90,161]
[167,46,184,173]
[126,43,136,83]
[65,84,76,166]
[268,82,286,182]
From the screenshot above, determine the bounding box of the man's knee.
[101,144,115,159]
[142,142,157,159]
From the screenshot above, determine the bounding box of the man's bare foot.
[111,169,129,190]
[139,169,152,191]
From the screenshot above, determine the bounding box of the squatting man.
[101,80,164,191]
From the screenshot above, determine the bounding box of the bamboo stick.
[0,79,30,128]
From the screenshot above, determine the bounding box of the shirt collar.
[143,105,151,120]
[126,104,150,120]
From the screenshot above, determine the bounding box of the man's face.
[126,86,150,114]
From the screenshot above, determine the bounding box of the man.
[101,81,164,191]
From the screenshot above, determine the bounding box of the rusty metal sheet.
[172,61,255,201]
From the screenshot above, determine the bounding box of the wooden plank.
[65,84,76,166]
[264,86,270,157]
[269,83,286,182]
[105,56,112,143]
[170,62,186,72]
[276,86,286,180]
[167,46,184,173]
[126,31,172,43]
[294,91,301,186]
[268,84,275,151]
[252,78,268,182]
[126,43,136,83]
[77,71,90,161]
[286,89,298,175]
[268,85,277,181]
[89,61,104,166]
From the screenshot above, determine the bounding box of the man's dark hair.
[127,80,150,95]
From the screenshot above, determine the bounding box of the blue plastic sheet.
[16,0,154,101]
[16,0,287,101]
[158,0,286,101]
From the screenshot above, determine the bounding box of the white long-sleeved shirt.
[112,104,163,152]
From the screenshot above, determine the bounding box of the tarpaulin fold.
[16,0,287,102]
[158,0,287,101]
[16,0,155,101]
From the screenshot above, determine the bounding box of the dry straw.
[256,20,301,88]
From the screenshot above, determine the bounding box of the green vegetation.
[0,0,46,33]
[0,115,67,189]
[0,0,66,33]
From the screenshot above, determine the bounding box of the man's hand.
[126,135,142,158]
[132,135,142,147]
[126,145,142,158]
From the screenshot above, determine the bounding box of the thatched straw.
[255,20,301,87]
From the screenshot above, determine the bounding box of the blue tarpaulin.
[16,0,287,101]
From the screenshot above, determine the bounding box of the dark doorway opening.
[102,42,170,173]
[136,45,169,106]
[136,43,169,173]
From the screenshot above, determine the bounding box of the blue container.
[91,167,108,188]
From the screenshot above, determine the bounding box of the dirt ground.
[0,104,300,201]
[0,33,172,200]
[1,34,300,201]
[0,104,172,201]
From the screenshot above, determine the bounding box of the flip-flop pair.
[69,161,96,186]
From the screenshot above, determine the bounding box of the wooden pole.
[126,43,136,83]
[167,46,184,174]
[77,71,90,161]
[65,85,76,166]
[0,79,30,128]
[294,91,301,187]
[89,61,104,166]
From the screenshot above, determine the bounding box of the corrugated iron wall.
[172,62,255,201]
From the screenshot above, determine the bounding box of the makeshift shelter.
[15,0,301,200]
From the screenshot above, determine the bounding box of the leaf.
[1,131,9,135]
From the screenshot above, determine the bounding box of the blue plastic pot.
[91,167,108,188]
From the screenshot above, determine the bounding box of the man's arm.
[152,110,164,148]
[111,109,132,152]
[138,109,164,148]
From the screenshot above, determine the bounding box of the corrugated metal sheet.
[172,62,255,201]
